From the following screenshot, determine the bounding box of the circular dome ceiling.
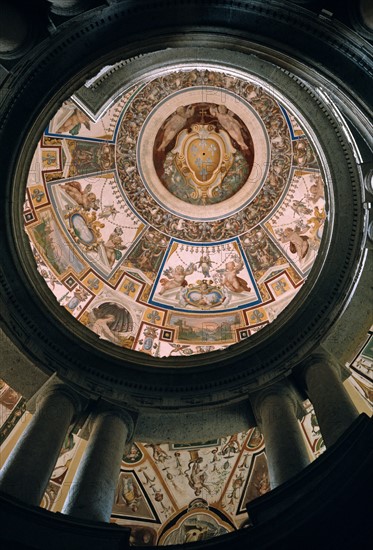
[23,64,328,360]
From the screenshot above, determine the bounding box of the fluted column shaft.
[62,409,132,522]
[0,385,81,505]
[301,353,359,447]
[252,383,310,489]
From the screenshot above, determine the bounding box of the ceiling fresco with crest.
[23,67,328,359]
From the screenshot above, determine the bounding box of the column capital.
[300,348,339,370]
[296,348,345,387]
[47,0,97,17]
[81,404,137,444]
[27,375,86,421]
[37,383,85,418]
[0,1,36,60]
[250,380,306,425]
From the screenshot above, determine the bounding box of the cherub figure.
[280,226,310,261]
[159,264,195,295]
[198,254,212,277]
[209,104,248,150]
[62,181,99,211]
[221,259,251,293]
[104,227,127,267]
[157,105,195,151]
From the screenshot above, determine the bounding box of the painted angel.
[220,258,251,293]
[104,227,127,267]
[209,104,248,150]
[157,105,195,151]
[198,254,213,277]
[62,181,99,211]
[159,263,195,295]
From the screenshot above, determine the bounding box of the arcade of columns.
[0,352,360,522]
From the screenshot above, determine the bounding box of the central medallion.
[173,123,235,203]
[136,86,268,224]
[153,101,254,207]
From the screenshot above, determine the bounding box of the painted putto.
[23,66,327,359]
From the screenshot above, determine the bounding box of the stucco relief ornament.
[172,124,235,204]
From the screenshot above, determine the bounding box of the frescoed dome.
[0,2,371,548]
[23,66,327,359]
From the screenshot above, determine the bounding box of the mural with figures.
[23,67,328,359]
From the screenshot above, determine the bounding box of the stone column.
[47,0,97,16]
[62,408,134,522]
[299,352,359,447]
[0,384,82,505]
[251,382,311,489]
[0,2,32,58]
[359,0,373,31]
